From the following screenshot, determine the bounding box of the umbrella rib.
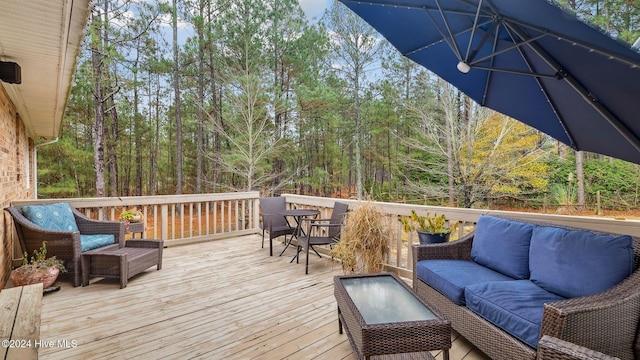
[433,0,463,61]
[500,21,578,148]
[466,21,499,64]
[404,18,494,57]
[464,0,484,62]
[469,33,546,66]
[472,65,557,79]
[504,21,640,153]
[501,15,640,69]
[480,27,500,107]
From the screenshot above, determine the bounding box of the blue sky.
[299,0,331,21]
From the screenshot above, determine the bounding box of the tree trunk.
[91,9,106,198]
[103,0,118,197]
[151,72,161,196]
[576,150,585,210]
[134,50,142,196]
[207,0,220,193]
[196,2,204,194]
[107,100,119,196]
[172,0,182,195]
[354,71,363,200]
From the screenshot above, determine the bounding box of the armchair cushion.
[80,234,115,252]
[22,202,79,232]
[529,226,633,298]
[470,215,534,279]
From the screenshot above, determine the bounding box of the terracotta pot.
[11,267,60,288]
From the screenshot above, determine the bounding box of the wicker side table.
[82,239,163,288]
[124,221,145,238]
[334,273,451,360]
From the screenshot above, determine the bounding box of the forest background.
[37,0,640,215]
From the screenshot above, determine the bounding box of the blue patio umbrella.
[338,0,640,164]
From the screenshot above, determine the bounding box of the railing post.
[253,198,260,230]
[161,204,169,241]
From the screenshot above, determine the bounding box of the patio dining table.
[279,208,320,260]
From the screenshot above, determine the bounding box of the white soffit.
[0,0,90,139]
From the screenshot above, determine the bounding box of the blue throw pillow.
[22,202,79,232]
[470,215,534,279]
[529,226,633,299]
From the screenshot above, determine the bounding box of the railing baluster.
[197,202,202,236]
[228,201,232,231]
[189,203,194,237]
[207,202,211,234]
[213,201,218,234]
[234,200,239,231]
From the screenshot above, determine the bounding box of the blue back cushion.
[529,226,633,298]
[22,202,79,232]
[470,215,534,279]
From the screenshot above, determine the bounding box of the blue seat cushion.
[80,234,115,252]
[415,259,514,305]
[470,215,534,279]
[22,202,79,232]
[529,226,633,299]
[465,280,565,349]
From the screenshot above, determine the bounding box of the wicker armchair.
[5,205,125,287]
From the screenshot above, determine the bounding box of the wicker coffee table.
[334,273,451,360]
[82,239,163,288]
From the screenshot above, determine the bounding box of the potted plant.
[11,241,66,288]
[120,209,143,223]
[330,201,390,274]
[410,210,451,244]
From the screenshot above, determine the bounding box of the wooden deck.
[39,235,490,359]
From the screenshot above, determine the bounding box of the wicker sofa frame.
[5,205,125,287]
[412,218,640,360]
[537,335,621,360]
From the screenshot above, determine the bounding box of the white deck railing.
[11,192,640,278]
[12,192,261,247]
[282,194,640,278]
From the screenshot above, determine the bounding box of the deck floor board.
[39,235,490,360]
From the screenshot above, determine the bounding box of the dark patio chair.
[5,203,125,287]
[298,202,349,274]
[259,197,296,256]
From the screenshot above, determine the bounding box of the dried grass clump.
[331,201,390,274]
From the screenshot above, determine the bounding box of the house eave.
[0,0,90,139]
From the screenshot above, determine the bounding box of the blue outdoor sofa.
[413,215,640,360]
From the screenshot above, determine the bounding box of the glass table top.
[340,275,438,325]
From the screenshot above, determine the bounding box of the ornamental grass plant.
[330,201,390,274]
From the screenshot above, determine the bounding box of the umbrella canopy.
[338,0,640,164]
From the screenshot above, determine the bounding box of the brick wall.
[0,84,34,289]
